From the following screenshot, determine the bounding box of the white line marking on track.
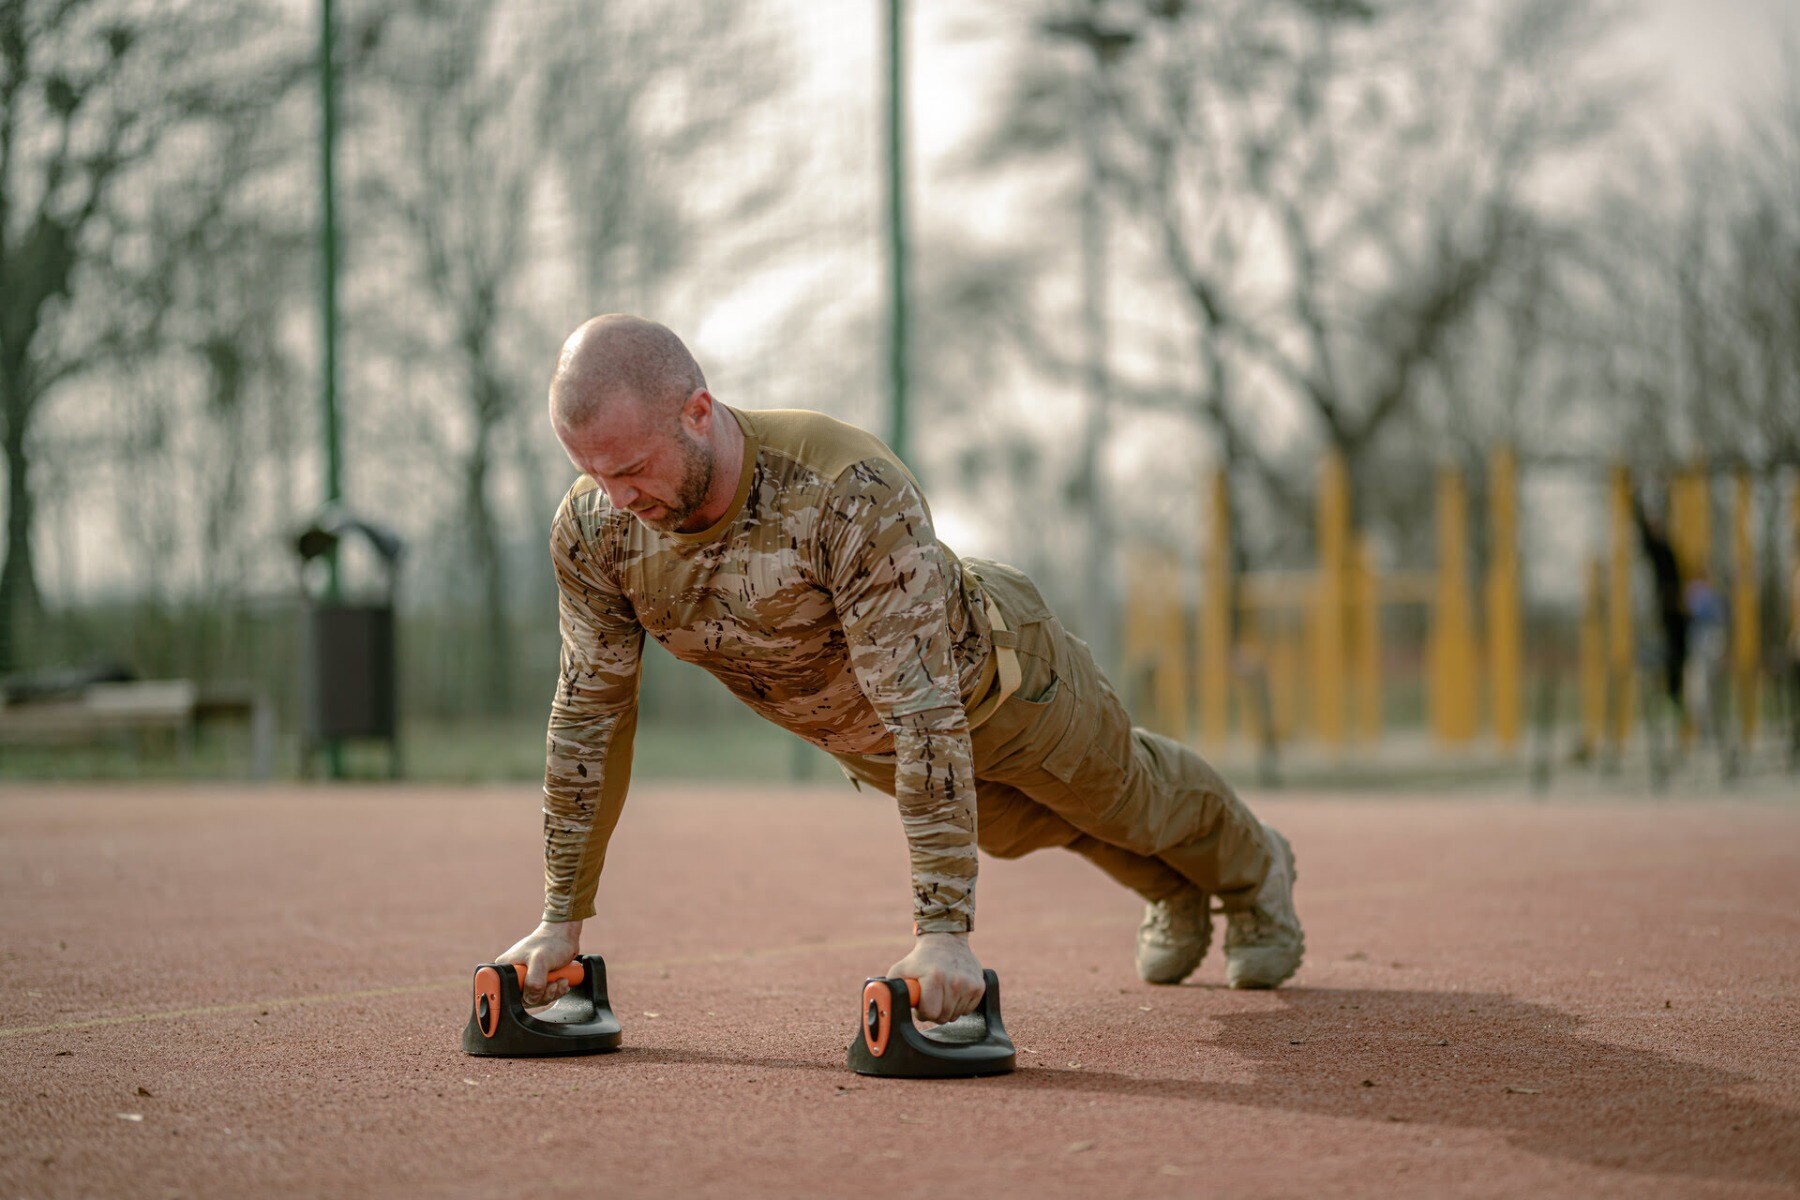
[0,919,1119,1039]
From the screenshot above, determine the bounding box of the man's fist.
[496,919,583,1007]
[886,931,985,1024]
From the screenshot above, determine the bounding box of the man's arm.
[819,460,984,1021]
[506,489,644,1005]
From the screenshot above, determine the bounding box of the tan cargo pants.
[834,558,1274,914]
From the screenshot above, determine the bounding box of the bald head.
[549,314,708,431]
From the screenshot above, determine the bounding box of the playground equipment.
[1576,463,1774,769]
[1123,449,1513,752]
[1119,448,1798,779]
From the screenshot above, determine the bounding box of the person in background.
[1632,493,1687,717]
[1682,571,1727,749]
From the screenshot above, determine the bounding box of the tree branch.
[1348,208,1514,451]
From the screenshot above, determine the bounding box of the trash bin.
[305,602,396,741]
[295,510,405,777]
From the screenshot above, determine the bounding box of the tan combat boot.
[1135,887,1214,985]
[1224,825,1304,989]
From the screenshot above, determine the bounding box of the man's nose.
[602,479,637,508]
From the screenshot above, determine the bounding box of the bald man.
[497,315,1302,1024]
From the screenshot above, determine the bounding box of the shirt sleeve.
[818,460,978,934]
[541,490,645,924]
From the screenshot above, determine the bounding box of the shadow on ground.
[1000,988,1800,1189]
[488,990,1799,1189]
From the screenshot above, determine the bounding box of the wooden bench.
[0,680,275,779]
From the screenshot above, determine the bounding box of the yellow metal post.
[1789,476,1800,739]
[1314,451,1349,744]
[1607,466,1635,750]
[1125,548,1145,719]
[1272,621,1300,741]
[1429,494,1447,740]
[1669,464,1710,748]
[1126,549,1186,739]
[1125,549,1153,731]
[1732,470,1759,737]
[1431,464,1477,743]
[1238,607,1266,746]
[1200,469,1232,747]
[1300,598,1317,739]
[1670,466,1711,581]
[1581,558,1607,755]
[1350,535,1381,742]
[1487,446,1522,747]
[1156,555,1189,739]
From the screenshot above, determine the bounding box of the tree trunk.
[0,389,41,675]
[466,423,512,717]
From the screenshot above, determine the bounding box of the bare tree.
[1559,59,1800,475]
[969,0,1625,564]
[350,0,789,716]
[0,0,309,671]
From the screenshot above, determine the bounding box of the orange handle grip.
[904,978,921,1006]
[508,961,585,988]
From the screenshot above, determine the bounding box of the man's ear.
[681,388,714,432]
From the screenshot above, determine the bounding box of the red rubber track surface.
[1,783,1796,1199]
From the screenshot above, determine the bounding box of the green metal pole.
[884,0,910,468]
[319,0,344,778]
[320,0,343,539]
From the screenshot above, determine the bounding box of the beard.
[639,433,715,533]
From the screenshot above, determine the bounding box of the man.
[1632,494,1688,716]
[497,315,1302,1025]
[1682,571,1727,749]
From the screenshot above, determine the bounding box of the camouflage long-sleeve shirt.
[542,407,995,933]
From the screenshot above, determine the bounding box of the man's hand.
[495,919,583,1007]
[886,931,985,1024]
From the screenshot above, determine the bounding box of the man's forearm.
[890,706,980,933]
[541,703,639,922]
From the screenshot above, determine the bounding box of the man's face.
[556,396,716,534]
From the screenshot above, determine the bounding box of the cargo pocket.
[1008,668,1100,791]
[978,657,1068,774]
[1026,666,1136,825]
[1039,679,1089,783]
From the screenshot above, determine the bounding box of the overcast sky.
[1636,0,1797,121]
